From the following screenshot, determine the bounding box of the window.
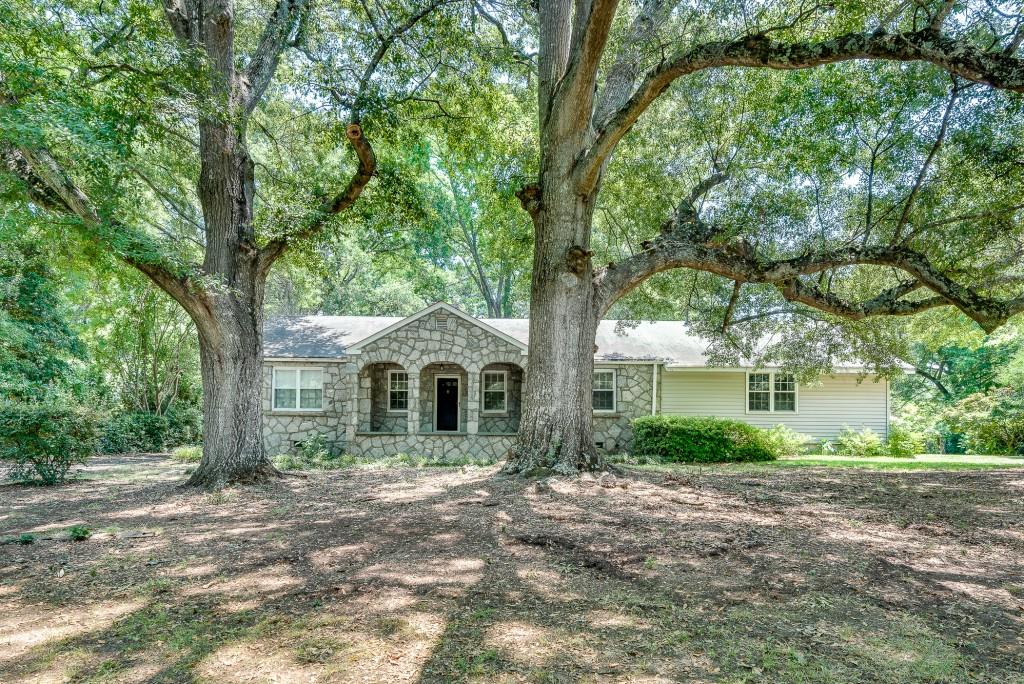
[273,368,323,411]
[747,373,771,412]
[747,371,797,413]
[388,370,409,412]
[593,369,616,412]
[774,373,797,412]
[482,371,508,413]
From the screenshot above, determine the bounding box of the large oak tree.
[507,0,1024,474]
[1,0,486,486]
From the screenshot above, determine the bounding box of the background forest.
[3,0,1024,482]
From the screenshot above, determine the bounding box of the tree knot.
[565,246,593,275]
[516,183,542,216]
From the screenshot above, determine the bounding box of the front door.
[435,376,460,432]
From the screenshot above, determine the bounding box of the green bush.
[0,401,99,485]
[943,388,1024,455]
[67,524,91,541]
[631,415,779,463]
[170,445,202,463]
[99,403,202,454]
[763,424,813,456]
[885,425,926,457]
[831,426,886,456]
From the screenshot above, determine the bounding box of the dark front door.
[435,377,460,432]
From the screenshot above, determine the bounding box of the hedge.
[0,402,99,484]
[632,415,778,463]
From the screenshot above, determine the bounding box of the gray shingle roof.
[263,314,711,364]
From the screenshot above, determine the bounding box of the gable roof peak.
[344,301,529,354]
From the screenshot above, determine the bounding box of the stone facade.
[262,361,349,456]
[592,363,657,453]
[262,309,658,459]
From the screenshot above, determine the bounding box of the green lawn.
[629,453,1024,473]
[776,453,1024,471]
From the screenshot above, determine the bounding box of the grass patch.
[633,453,1024,473]
[170,445,202,463]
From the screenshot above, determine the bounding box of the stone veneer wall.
[262,314,658,458]
[479,363,523,435]
[368,362,407,433]
[262,361,349,456]
[592,363,656,453]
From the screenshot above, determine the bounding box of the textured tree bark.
[505,207,603,474]
[187,290,275,488]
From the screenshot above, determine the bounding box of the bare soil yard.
[2,455,1023,683]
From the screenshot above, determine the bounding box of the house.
[262,302,891,458]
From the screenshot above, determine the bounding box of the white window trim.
[272,366,324,412]
[481,370,509,415]
[745,370,799,414]
[387,369,409,414]
[433,374,461,432]
[593,368,617,414]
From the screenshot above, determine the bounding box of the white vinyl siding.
[661,371,888,441]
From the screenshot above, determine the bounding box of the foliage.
[99,404,201,454]
[18,533,35,545]
[885,425,927,458]
[942,389,1024,455]
[762,425,813,456]
[0,402,98,484]
[170,445,202,463]
[0,228,86,400]
[828,426,887,457]
[67,525,91,541]
[631,415,778,463]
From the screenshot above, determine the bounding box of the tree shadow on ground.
[1,455,1022,682]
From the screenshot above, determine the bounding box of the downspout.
[651,363,659,415]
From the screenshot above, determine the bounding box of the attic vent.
[435,315,454,331]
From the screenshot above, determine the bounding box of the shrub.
[99,403,202,454]
[763,424,813,456]
[943,389,1024,455]
[0,401,99,485]
[631,415,778,463]
[170,445,202,463]
[832,426,886,456]
[67,524,91,541]
[18,533,35,545]
[885,425,925,457]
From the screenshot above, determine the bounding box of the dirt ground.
[1,455,1023,683]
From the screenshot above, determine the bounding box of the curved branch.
[258,123,376,273]
[2,143,202,316]
[575,29,1024,194]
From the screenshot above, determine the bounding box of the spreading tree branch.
[244,0,311,114]
[575,29,1024,194]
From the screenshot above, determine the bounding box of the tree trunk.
[186,288,276,488]
[505,182,604,474]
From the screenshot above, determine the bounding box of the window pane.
[484,391,505,412]
[484,372,505,391]
[593,390,615,411]
[593,371,614,390]
[748,392,770,412]
[274,388,296,409]
[300,369,322,389]
[275,369,297,389]
[774,373,796,412]
[389,391,408,410]
[299,388,322,409]
[390,371,408,391]
[748,373,770,393]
